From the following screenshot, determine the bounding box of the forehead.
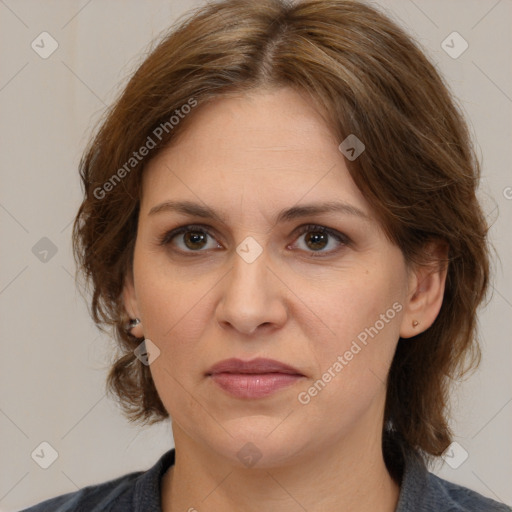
[140,87,370,219]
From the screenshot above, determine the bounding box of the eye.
[290,224,349,257]
[158,223,350,257]
[158,224,222,253]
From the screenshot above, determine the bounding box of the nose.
[216,242,288,336]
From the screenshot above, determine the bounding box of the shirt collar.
[133,438,432,512]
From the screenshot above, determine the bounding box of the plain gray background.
[1,1,511,510]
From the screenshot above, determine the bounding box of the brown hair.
[72,0,490,459]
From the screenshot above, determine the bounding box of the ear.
[400,241,449,338]
[122,269,144,338]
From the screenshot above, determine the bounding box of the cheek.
[306,265,403,351]
[138,285,211,363]
[293,297,402,432]
[133,250,211,360]
[139,273,214,417]
[297,266,404,404]
[135,237,212,315]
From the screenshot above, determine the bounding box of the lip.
[206,358,305,399]
[207,357,303,376]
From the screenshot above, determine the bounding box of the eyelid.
[158,223,221,247]
[290,224,350,257]
[158,222,350,256]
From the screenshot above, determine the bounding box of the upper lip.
[206,358,303,376]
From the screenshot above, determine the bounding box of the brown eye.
[291,225,349,257]
[183,230,208,250]
[159,225,221,253]
[304,231,329,251]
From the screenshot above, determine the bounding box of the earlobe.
[122,273,144,338]
[399,242,449,339]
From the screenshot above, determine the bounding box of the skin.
[123,86,447,512]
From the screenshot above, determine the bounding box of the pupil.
[307,232,327,250]
[185,231,206,249]
[182,231,328,251]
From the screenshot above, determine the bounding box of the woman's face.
[125,86,416,468]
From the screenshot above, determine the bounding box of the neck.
[161,425,400,512]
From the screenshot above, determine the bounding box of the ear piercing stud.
[126,317,141,332]
[412,320,419,327]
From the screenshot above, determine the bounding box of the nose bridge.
[229,236,269,303]
[217,236,286,334]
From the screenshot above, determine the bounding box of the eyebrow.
[148,200,370,223]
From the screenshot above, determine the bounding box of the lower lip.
[209,372,303,399]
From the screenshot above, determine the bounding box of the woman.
[23,0,510,510]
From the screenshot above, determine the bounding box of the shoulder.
[397,447,511,512]
[19,471,140,512]
[425,472,511,512]
[19,449,175,512]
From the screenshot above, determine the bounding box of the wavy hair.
[72,0,490,459]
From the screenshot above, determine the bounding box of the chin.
[210,420,310,470]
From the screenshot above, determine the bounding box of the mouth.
[207,357,303,375]
[206,358,305,399]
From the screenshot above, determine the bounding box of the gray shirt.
[20,447,511,511]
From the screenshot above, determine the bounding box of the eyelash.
[157,223,350,258]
